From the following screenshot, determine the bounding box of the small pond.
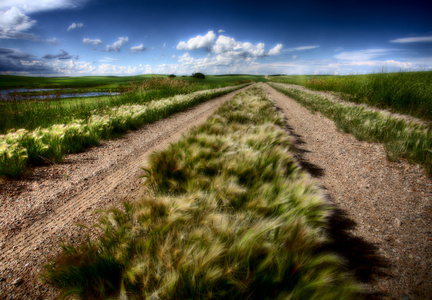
[0,88,120,100]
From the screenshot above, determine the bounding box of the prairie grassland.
[269,71,432,121]
[0,74,266,90]
[0,84,247,178]
[0,77,252,133]
[270,82,432,174]
[42,85,359,299]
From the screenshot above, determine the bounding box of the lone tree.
[192,72,205,79]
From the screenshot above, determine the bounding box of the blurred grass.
[269,71,432,121]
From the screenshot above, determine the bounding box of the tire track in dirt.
[265,83,432,299]
[0,85,250,299]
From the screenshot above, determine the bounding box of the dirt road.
[2,83,431,299]
[0,86,249,299]
[265,84,432,299]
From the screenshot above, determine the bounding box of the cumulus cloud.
[213,35,268,58]
[42,49,78,60]
[177,31,216,50]
[218,29,225,33]
[173,32,285,75]
[0,1,87,13]
[177,32,284,60]
[67,22,83,31]
[390,36,432,43]
[268,44,283,56]
[334,49,393,61]
[105,37,129,52]
[83,37,103,45]
[0,1,89,39]
[0,7,37,39]
[130,44,146,53]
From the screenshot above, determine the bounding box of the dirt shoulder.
[0,86,250,299]
[265,83,432,299]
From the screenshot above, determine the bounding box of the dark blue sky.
[0,0,431,76]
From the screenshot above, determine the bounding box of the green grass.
[0,74,266,89]
[269,71,432,121]
[270,82,432,174]
[0,77,255,133]
[42,85,359,299]
[0,84,247,178]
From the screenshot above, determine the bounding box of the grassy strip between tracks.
[270,82,432,175]
[0,84,248,178]
[42,84,359,299]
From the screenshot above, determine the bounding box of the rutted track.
[265,83,432,299]
[0,86,250,299]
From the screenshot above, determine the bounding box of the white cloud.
[292,55,299,60]
[177,31,216,50]
[286,45,320,52]
[83,38,103,45]
[0,7,37,39]
[105,37,129,52]
[334,49,393,61]
[218,29,225,33]
[268,44,283,56]
[0,1,89,39]
[67,22,83,31]
[130,44,146,53]
[0,0,86,13]
[213,35,267,58]
[390,36,432,43]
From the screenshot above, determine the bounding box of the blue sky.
[0,0,431,76]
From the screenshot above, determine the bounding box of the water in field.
[0,88,120,100]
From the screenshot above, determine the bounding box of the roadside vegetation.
[269,71,432,121]
[0,76,257,133]
[42,85,359,299]
[269,82,432,174]
[0,84,248,178]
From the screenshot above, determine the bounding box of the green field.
[0,75,265,133]
[269,71,432,121]
[0,74,266,90]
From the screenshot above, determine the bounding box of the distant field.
[0,75,264,133]
[0,74,266,90]
[269,71,432,121]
